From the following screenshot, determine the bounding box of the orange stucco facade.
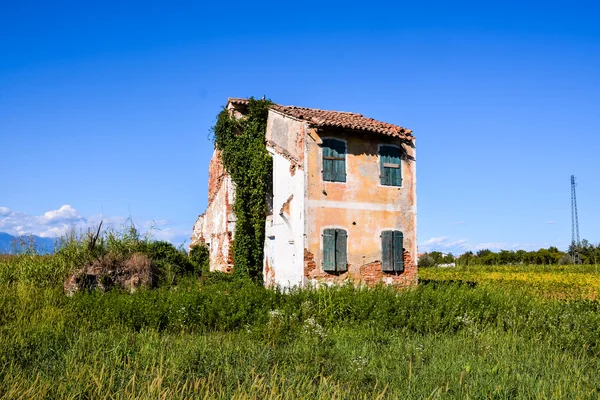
[303,128,417,286]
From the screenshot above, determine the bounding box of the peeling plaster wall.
[263,151,305,288]
[266,109,305,164]
[263,111,306,288]
[304,129,417,287]
[190,149,236,273]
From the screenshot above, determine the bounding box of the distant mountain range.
[0,232,58,254]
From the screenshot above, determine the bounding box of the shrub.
[144,241,196,285]
[189,244,210,275]
[418,254,436,268]
[559,254,574,265]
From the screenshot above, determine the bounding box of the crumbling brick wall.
[190,149,235,273]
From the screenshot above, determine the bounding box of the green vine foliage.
[212,97,273,280]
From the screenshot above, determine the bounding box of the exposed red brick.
[304,249,417,288]
[207,149,228,207]
[304,249,317,277]
[264,258,275,287]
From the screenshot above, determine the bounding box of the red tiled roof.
[227,98,413,140]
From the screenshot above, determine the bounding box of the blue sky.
[1,1,598,253]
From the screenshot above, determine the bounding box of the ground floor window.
[323,228,348,273]
[381,230,404,273]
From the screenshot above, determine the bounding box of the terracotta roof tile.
[227,97,250,105]
[227,97,413,140]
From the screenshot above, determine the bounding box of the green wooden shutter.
[322,145,333,181]
[335,229,347,272]
[380,146,402,186]
[393,231,404,272]
[380,151,389,185]
[323,229,336,272]
[323,140,346,182]
[390,151,402,187]
[392,167,402,186]
[386,163,394,186]
[381,231,394,272]
[333,143,346,182]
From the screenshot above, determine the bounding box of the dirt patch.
[64,252,153,295]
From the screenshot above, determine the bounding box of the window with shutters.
[381,230,404,273]
[322,228,348,273]
[379,145,402,186]
[322,139,346,182]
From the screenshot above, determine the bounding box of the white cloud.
[0,205,189,246]
[86,214,130,231]
[472,242,507,251]
[446,239,468,248]
[149,219,172,226]
[546,220,556,225]
[150,227,190,245]
[419,236,470,253]
[0,205,86,238]
[422,236,448,246]
[38,205,83,225]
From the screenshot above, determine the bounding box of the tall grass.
[2,276,600,398]
[2,238,600,398]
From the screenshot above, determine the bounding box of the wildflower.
[304,317,327,339]
[351,356,368,371]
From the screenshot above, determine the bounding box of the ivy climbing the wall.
[211,97,273,280]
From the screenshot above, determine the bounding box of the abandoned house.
[191,98,417,288]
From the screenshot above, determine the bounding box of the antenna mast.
[570,175,581,264]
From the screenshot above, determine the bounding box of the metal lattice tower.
[571,175,581,264]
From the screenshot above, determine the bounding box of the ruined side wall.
[304,129,417,287]
[263,111,306,288]
[266,109,305,164]
[190,149,235,273]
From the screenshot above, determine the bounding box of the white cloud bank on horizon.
[0,205,190,245]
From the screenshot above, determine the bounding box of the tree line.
[419,240,600,267]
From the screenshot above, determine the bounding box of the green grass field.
[2,253,600,398]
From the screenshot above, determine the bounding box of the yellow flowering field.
[419,264,600,300]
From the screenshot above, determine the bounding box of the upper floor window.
[323,228,348,273]
[381,230,404,273]
[379,145,402,186]
[322,139,346,182]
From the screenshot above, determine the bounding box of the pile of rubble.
[64,252,153,295]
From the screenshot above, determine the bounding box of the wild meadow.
[420,264,600,300]
[1,232,600,398]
